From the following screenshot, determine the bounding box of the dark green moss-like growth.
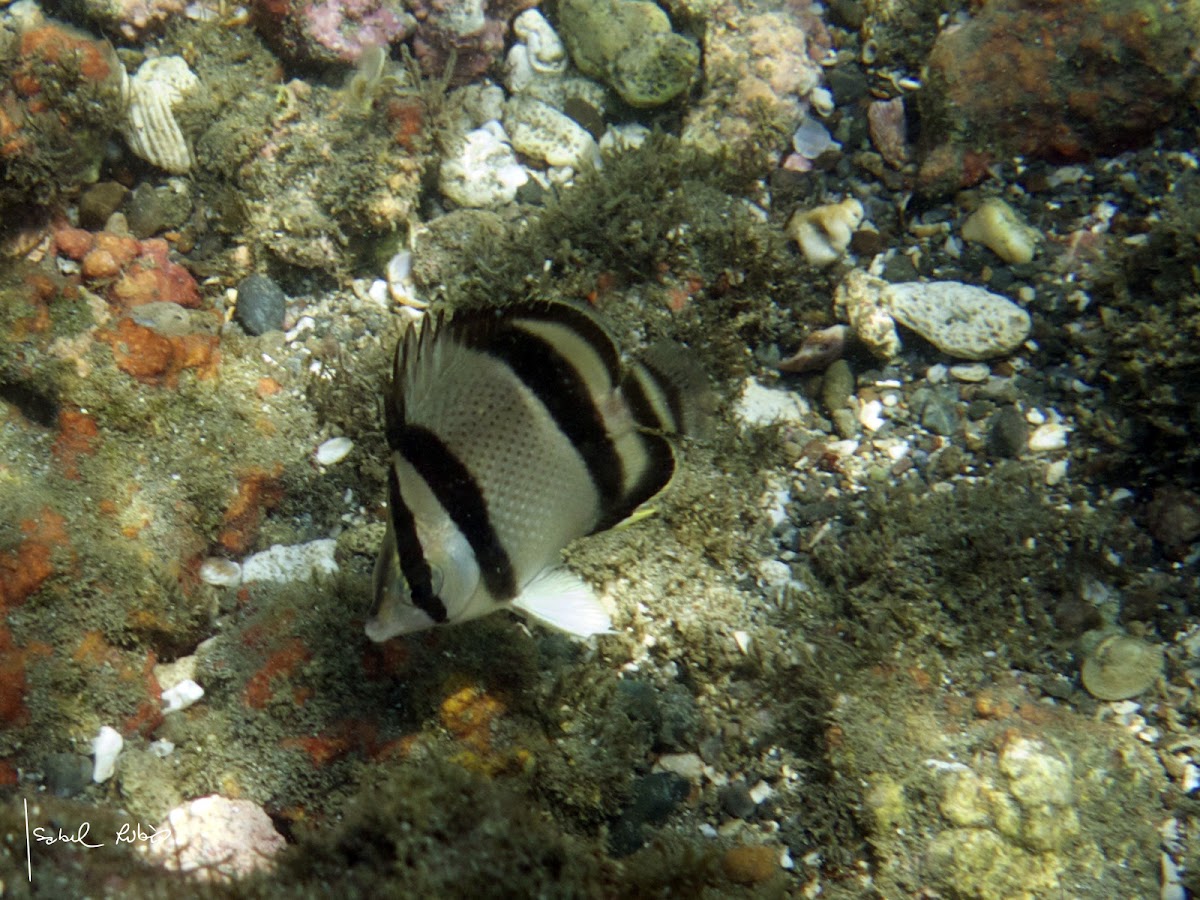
[804,466,1136,672]
[1072,170,1200,486]
[274,755,610,897]
[417,134,819,355]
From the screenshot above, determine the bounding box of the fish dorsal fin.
[509,567,614,637]
[621,340,716,439]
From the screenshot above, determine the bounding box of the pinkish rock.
[409,0,538,85]
[252,0,414,66]
[144,795,285,881]
[867,97,908,169]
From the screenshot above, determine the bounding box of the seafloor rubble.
[0,0,1198,897]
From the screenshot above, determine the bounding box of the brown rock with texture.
[918,0,1199,195]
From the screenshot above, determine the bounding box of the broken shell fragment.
[778,324,848,373]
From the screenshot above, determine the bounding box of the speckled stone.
[235,274,288,336]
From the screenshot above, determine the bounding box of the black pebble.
[988,406,1028,458]
[719,781,758,819]
[235,274,287,336]
[608,772,691,857]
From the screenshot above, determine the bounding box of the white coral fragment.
[439,122,529,208]
[91,725,123,783]
[121,56,200,174]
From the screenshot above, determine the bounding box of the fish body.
[366,301,706,641]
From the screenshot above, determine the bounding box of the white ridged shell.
[121,56,199,174]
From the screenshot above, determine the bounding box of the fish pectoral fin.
[509,567,614,638]
[610,505,658,530]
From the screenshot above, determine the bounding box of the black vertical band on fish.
[384,462,447,623]
[368,300,714,642]
[466,322,626,505]
[398,424,518,601]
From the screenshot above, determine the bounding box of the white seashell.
[199,557,242,587]
[386,251,428,309]
[121,56,200,174]
[315,436,354,465]
[91,725,123,783]
[162,678,205,713]
[792,115,840,159]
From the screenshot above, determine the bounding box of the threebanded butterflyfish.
[366,300,710,641]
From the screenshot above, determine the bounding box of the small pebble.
[722,844,779,884]
[949,362,990,383]
[199,557,242,587]
[988,406,1028,458]
[920,395,958,437]
[235,274,288,336]
[1028,422,1069,452]
[315,436,354,466]
[821,359,855,413]
[719,782,757,819]
[858,399,885,432]
[79,181,129,229]
[162,678,205,713]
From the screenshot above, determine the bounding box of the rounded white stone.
[1028,422,1070,452]
[199,557,242,587]
[315,436,354,466]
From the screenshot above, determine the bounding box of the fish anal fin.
[509,567,614,638]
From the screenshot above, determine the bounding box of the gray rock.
[235,274,288,336]
[920,394,959,436]
[43,752,92,798]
